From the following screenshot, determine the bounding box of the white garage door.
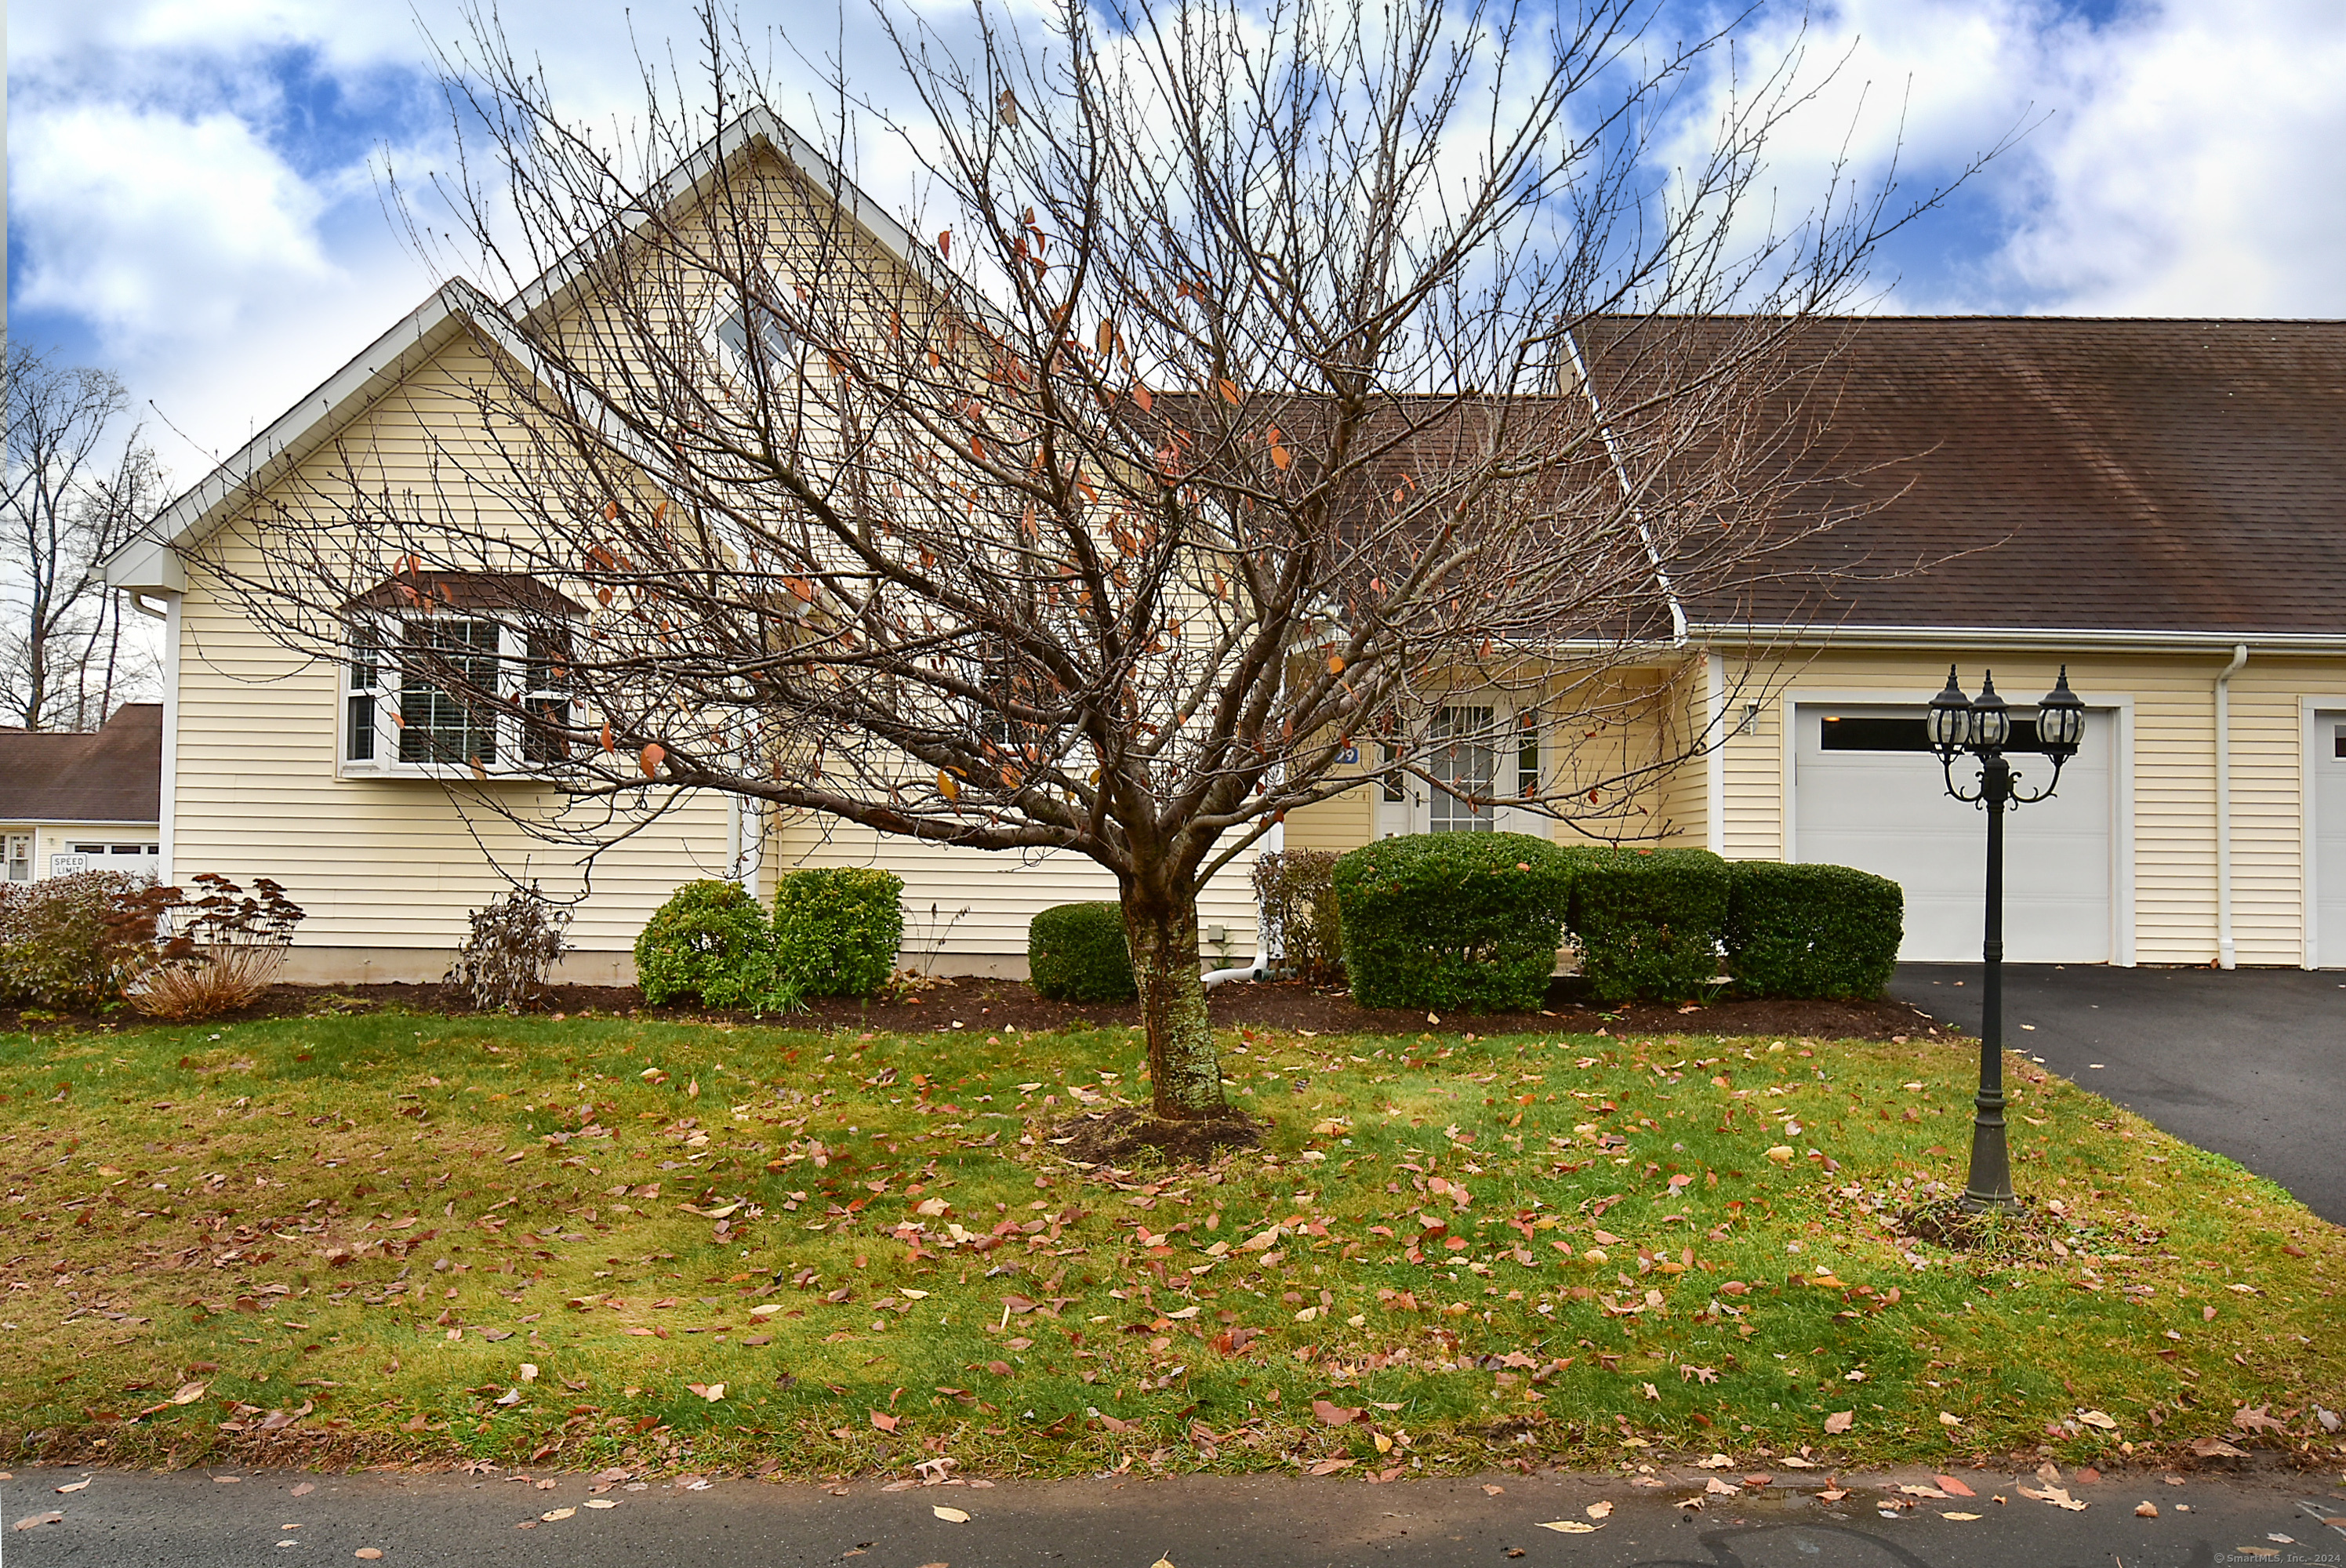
[1793,704,2115,964]
[2318,710,2346,968]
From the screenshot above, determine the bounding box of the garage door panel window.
[1821,714,2064,753]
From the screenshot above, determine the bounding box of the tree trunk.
[1124,891,1227,1121]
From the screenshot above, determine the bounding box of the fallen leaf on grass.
[871,1410,899,1432]
[1308,1459,1355,1476]
[1586,1501,1613,1519]
[1824,1411,1854,1434]
[14,1512,64,1532]
[2076,1410,2119,1430]
[2190,1436,2248,1458]
[1535,1521,1603,1534]
[932,1505,971,1523]
[1310,1401,1360,1427]
[1937,1413,1963,1427]
[688,1384,726,1402]
[169,1381,208,1405]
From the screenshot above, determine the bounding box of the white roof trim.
[1687,623,2346,654]
[104,283,481,588]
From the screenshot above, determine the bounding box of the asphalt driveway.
[1890,964,2346,1225]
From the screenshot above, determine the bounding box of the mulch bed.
[0,975,1957,1042]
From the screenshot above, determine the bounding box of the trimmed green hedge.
[1723,861,1904,999]
[1332,833,1573,1012]
[1028,902,1136,1002]
[1563,847,1731,1003]
[634,880,793,1010]
[775,867,903,999]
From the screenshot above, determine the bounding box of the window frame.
[338,612,579,780]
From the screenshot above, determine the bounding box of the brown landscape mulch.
[0,975,1956,1042]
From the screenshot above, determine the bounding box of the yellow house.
[100,112,1266,984]
[104,110,2346,981]
[1293,317,2346,970]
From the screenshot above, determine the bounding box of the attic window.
[717,291,803,382]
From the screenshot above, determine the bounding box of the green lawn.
[2,1004,2337,1478]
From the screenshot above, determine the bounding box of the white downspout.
[1201,814,1284,989]
[2215,643,2249,969]
[1704,652,1727,855]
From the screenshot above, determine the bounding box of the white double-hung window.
[340,572,579,776]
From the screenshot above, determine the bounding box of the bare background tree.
[3,343,165,731]
[197,0,1966,1125]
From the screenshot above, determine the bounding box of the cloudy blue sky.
[9,0,2344,488]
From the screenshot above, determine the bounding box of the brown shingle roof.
[0,703,163,823]
[1582,316,2346,637]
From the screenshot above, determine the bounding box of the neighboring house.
[101,107,2346,980]
[0,702,164,882]
[1290,317,2346,969]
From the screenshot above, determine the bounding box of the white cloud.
[1991,0,2346,315]
[1654,0,2346,317]
[9,0,2344,479]
[10,101,341,340]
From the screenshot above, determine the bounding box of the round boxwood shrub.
[1563,846,1732,1003]
[1029,901,1136,1001]
[1723,860,1904,999]
[634,880,788,1008]
[1331,833,1573,1012]
[775,867,904,999]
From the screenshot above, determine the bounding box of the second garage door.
[1792,703,2117,964]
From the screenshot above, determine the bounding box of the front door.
[1378,704,1527,837]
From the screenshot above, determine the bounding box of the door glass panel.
[1429,706,1497,832]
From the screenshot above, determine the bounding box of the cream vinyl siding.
[762,814,1260,969]
[1705,648,2346,967]
[2227,664,2324,967]
[169,346,739,962]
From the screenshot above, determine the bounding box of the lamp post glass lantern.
[1930,665,2086,1213]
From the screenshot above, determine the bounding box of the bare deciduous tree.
[197,0,1969,1127]
[3,343,165,731]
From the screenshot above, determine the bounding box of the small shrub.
[0,869,173,1010]
[121,873,309,1020]
[774,868,904,999]
[445,885,574,1013]
[1723,861,1904,999]
[1029,902,1136,1002]
[1564,846,1731,1003]
[1252,848,1345,983]
[1331,833,1572,1012]
[635,880,794,1010]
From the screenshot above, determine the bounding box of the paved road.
[6,1464,2344,1567]
[1890,964,2346,1225]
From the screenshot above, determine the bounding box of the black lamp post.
[1927,665,2087,1212]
